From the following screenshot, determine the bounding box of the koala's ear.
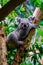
[28,16,35,21]
[31,16,35,20]
[15,17,21,24]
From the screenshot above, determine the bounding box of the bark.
[12,45,24,65]
[0,26,8,65]
[0,0,26,21]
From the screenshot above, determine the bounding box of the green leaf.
[39,20,43,25]
[20,61,26,65]
[10,56,14,60]
[3,0,9,6]
[37,28,43,36]
[20,6,25,12]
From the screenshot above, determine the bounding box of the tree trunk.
[0,26,8,65]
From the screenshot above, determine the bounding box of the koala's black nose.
[24,24,26,27]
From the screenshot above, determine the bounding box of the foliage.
[3,17,18,35]
[0,0,9,6]
[30,0,43,9]
[7,48,17,65]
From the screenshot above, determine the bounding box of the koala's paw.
[18,41,24,45]
[33,24,37,28]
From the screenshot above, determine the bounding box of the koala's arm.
[30,23,37,28]
[7,33,24,46]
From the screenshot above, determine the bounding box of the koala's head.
[17,18,29,30]
[16,16,34,30]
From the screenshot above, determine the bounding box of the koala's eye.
[27,23,29,27]
[21,23,23,25]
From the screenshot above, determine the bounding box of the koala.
[6,16,36,49]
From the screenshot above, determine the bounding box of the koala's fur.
[6,16,36,49]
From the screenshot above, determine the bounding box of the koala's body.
[7,16,36,49]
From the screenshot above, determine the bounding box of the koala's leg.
[7,33,24,46]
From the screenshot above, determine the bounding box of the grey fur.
[6,17,36,48]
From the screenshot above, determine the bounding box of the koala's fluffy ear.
[28,16,35,21]
[15,17,21,24]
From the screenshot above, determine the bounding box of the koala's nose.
[24,24,26,27]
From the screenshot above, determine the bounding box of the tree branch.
[24,8,43,48]
[0,0,26,21]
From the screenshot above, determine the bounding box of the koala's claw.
[18,41,24,45]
